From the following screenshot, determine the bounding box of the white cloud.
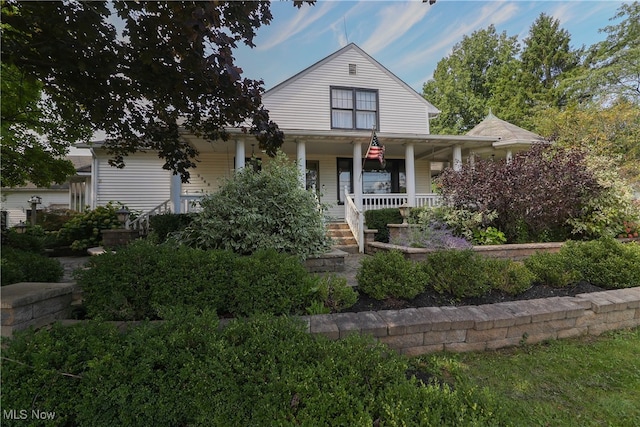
[257,1,336,50]
[360,2,434,54]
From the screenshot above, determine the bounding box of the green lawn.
[412,328,640,427]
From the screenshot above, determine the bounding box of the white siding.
[263,46,431,134]
[95,152,171,212]
[415,160,432,194]
[1,190,68,227]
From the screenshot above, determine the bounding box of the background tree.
[0,62,80,187]
[570,2,640,104]
[521,13,581,108]
[1,1,311,186]
[534,100,640,187]
[422,25,520,134]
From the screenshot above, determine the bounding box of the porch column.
[235,139,245,170]
[296,139,306,189]
[405,143,416,207]
[170,173,182,214]
[453,145,462,171]
[506,149,513,164]
[352,142,363,211]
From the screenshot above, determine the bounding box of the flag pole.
[361,125,376,177]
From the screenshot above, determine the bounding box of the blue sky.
[233,0,628,93]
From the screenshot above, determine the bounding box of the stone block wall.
[304,249,347,273]
[1,282,78,337]
[301,287,640,354]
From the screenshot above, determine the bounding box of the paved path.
[57,256,91,282]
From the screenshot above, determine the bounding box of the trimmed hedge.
[75,240,354,320]
[357,250,429,300]
[148,213,195,243]
[364,208,403,242]
[1,247,63,285]
[1,313,505,426]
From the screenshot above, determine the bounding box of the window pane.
[356,91,376,110]
[331,89,353,109]
[363,170,391,194]
[332,110,353,128]
[356,111,376,129]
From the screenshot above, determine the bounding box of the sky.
[233,0,628,93]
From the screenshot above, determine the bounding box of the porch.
[127,191,442,254]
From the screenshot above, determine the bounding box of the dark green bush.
[76,240,236,320]
[524,251,580,287]
[228,248,318,316]
[3,227,46,252]
[75,241,340,320]
[560,238,640,289]
[357,250,429,300]
[312,275,358,313]
[364,208,403,242]
[423,250,491,299]
[484,258,535,295]
[1,247,63,285]
[148,213,195,242]
[1,313,505,426]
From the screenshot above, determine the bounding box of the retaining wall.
[1,282,78,337]
[301,287,640,354]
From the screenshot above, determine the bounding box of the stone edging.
[300,287,640,355]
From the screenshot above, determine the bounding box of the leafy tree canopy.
[1,1,311,186]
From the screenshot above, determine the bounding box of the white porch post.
[352,142,363,211]
[405,143,416,207]
[296,139,306,189]
[170,173,182,214]
[235,139,245,170]
[506,149,513,164]
[453,145,462,171]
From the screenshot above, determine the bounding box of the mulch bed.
[344,282,605,313]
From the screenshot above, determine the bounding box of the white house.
[83,43,540,251]
[1,155,92,228]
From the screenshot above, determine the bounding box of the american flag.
[366,131,385,165]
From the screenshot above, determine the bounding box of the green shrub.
[1,313,505,426]
[311,275,358,312]
[75,240,236,320]
[524,251,581,287]
[356,250,429,300]
[3,227,47,252]
[364,208,403,242]
[473,226,507,246]
[560,238,640,289]
[75,241,328,320]
[1,247,63,285]
[148,213,195,242]
[423,250,491,299]
[175,151,330,259]
[484,258,535,295]
[56,202,128,251]
[228,249,317,316]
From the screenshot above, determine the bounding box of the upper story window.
[331,87,378,130]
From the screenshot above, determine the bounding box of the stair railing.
[344,187,364,253]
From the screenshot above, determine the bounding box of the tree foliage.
[534,100,640,185]
[437,144,603,242]
[422,25,521,133]
[572,2,640,103]
[1,1,311,185]
[521,13,580,107]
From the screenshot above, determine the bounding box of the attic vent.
[348,63,357,75]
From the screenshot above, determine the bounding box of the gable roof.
[264,43,440,117]
[466,112,545,145]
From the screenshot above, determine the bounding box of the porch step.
[326,222,359,253]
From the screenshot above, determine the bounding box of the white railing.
[128,200,172,234]
[350,193,442,212]
[344,187,364,253]
[127,196,203,234]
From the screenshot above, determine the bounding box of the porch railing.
[127,196,203,234]
[349,193,442,212]
[344,187,364,253]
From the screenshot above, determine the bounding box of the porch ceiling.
[181,128,498,160]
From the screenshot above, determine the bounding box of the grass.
[411,328,640,427]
